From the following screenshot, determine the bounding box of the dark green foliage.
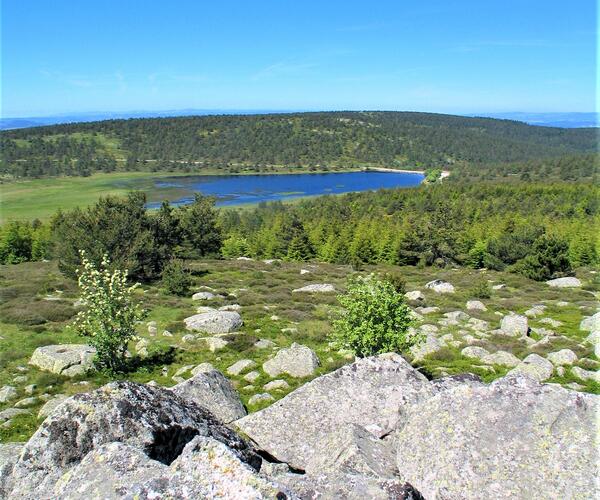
[381,272,407,294]
[176,194,222,258]
[219,182,598,278]
[50,192,221,282]
[161,260,192,296]
[511,235,572,281]
[51,192,169,282]
[1,112,596,178]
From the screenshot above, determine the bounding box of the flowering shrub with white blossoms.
[72,251,146,372]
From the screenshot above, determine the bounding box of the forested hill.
[1,111,597,178]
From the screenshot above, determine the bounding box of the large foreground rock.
[580,312,600,332]
[236,353,434,471]
[393,375,599,499]
[262,342,320,378]
[7,381,259,498]
[170,368,247,423]
[29,344,96,377]
[184,310,243,334]
[0,443,23,498]
[53,437,290,499]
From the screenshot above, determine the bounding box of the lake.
[145,170,424,208]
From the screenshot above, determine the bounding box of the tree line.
[1,112,596,178]
[1,181,597,283]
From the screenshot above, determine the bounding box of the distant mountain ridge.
[2,110,597,131]
[1,111,596,178]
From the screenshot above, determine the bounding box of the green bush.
[71,252,146,373]
[511,235,572,281]
[470,279,491,299]
[331,274,420,357]
[161,260,192,296]
[381,272,406,294]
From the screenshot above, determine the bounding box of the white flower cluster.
[71,250,146,370]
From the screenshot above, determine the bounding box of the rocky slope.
[1,354,597,499]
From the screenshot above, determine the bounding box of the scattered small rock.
[292,284,335,293]
[227,359,257,376]
[546,277,582,288]
[264,380,290,391]
[425,280,455,293]
[248,393,274,406]
[263,343,320,378]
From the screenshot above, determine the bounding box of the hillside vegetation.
[1,111,597,178]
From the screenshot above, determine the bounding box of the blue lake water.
[146,170,425,208]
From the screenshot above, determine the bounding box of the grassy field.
[0,258,598,443]
[0,167,364,223]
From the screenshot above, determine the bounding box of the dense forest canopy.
[1,111,597,178]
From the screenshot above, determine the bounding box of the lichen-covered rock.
[547,349,578,366]
[170,369,246,423]
[499,313,529,337]
[0,385,17,403]
[37,395,70,419]
[425,280,454,293]
[192,291,215,300]
[184,310,242,334]
[248,393,275,406]
[7,381,259,498]
[404,290,425,302]
[461,346,489,361]
[546,277,582,288]
[507,353,554,382]
[394,375,599,499]
[410,334,444,361]
[0,443,23,498]
[227,359,257,376]
[236,354,434,471]
[483,350,520,367]
[572,366,600,383]
[292,284,335,293]
[53,436,290,500]
[466,300,487,311]
[262,343,320,378]
[29,344,96,377]
[580,312,600,332]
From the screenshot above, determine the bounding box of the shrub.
[71,251,146,372]
[331,274,420,357]
[381,272,406,294]
[161,259,192,296]
[511,235,572,281]
[470,279,491,299]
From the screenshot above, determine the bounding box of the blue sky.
[1,0,596,117]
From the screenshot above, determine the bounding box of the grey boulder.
[184,310,243,334]
[393,375,599,499]
[29,344,96,377]
[546,277,582,288]
[170,369,247,423]
[508,353,554,382]
[499,313,529,337]
[262,342,320,378]
[0,443,23,498]
[236,353,433,471]
[53,437,290,500]
[7,381,259,499]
